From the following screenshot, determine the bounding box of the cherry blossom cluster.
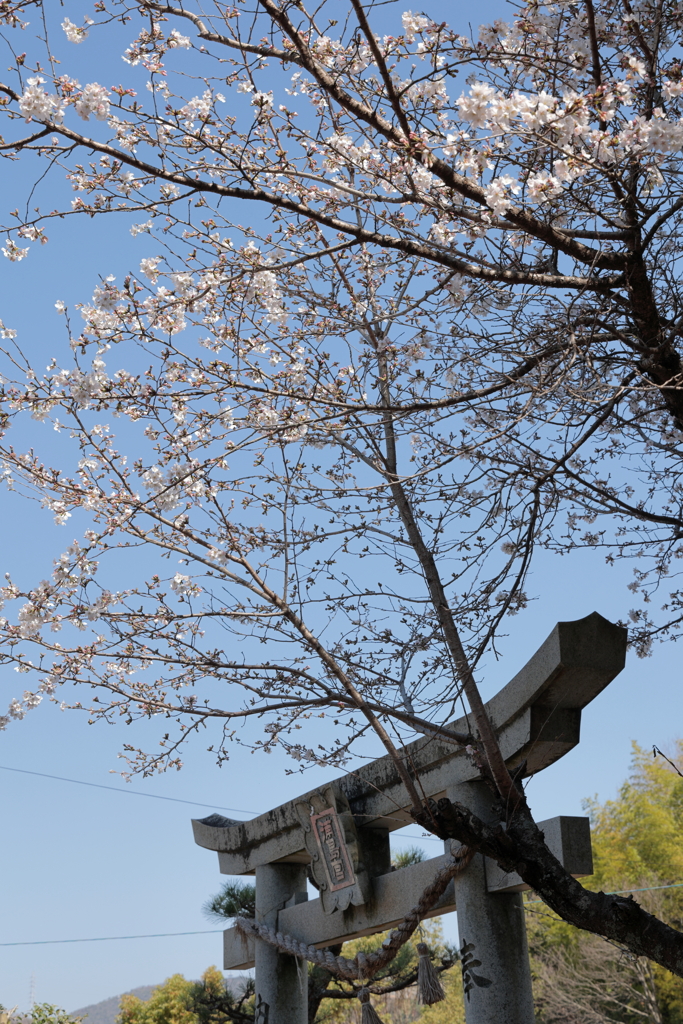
[0,0,681,770]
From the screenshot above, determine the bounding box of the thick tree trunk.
[625,253,683,430]
[414,795,683,978]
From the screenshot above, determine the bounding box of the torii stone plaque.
[193,612,627,1024]
[297,784,374,913]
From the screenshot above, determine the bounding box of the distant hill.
[71,978,250,1024]
[71,987,158,1024]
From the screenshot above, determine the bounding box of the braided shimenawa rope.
[235,844,474,982]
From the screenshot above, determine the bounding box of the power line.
[3,882,682,948]
[0,762,441,841]
[5,762,679,948]
[0,764,257,816]
[0,930,224,948]
[610,881,683,895]
[526,881,683,904]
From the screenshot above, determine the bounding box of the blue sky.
[1,0,681,1013]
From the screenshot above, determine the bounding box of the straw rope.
[235,844,474,982]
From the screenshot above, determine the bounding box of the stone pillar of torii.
[193,612,627,1024]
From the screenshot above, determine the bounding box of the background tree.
[118,968,254,1024]
[408,970,465,1024]
[0,0,682,972]
[533,935,664,1024]
[527,742,683,1024]
[0,1006,84,1024]
[203,882,256,925]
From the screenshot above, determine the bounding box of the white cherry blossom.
[62,18,89,43]
[2,239,29,261]
[18,77,64,123]
[74,83,110,121]
[168,29,191,48]
[140,257,162,282]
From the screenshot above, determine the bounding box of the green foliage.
[392,848,427,870]
[314,920,458,1023]
[117,969,253,1024]
[203,881,256,922]
[1,1007,83,1024]
[586,741,683,891]
[416,967,465,1024]
[29,1010,83,1024]
[587,741,683,1024]
[527,741,683,1024]
[118,974,197,1024]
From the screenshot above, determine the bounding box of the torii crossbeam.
[193,612,627,1024]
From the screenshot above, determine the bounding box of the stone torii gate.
[193,612,627,1024]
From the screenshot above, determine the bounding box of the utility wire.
[3,767,682,948]
[0,930,224,948]
[3,882,683,948]
[5,764,681,948]
[0,764,258,816]
[526,881,683,904]
[0,762,441,841]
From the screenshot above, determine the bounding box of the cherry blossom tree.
[1,0,683,973]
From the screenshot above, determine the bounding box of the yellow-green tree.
[119,974,197,1024]
[415,967,465,1024]
[528,742,683,1024]
[118,968,254,1024]
[588,742,683,890]
[1,1006,84,1024]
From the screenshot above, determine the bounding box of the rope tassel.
[358,987,385,1024]
[234,844,473,1019]
[416,942,446,1005]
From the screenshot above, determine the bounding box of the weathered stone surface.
[451,781,534,1024]
[485,815,592,893]
[193,613,626,875]
[224,851,456,970]
[222,815,593,969]
[253,862,308,1023]
[296,784,377,914]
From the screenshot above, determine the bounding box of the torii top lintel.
[192,612,626,875]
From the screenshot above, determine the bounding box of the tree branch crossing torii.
[193,612,627,1024]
